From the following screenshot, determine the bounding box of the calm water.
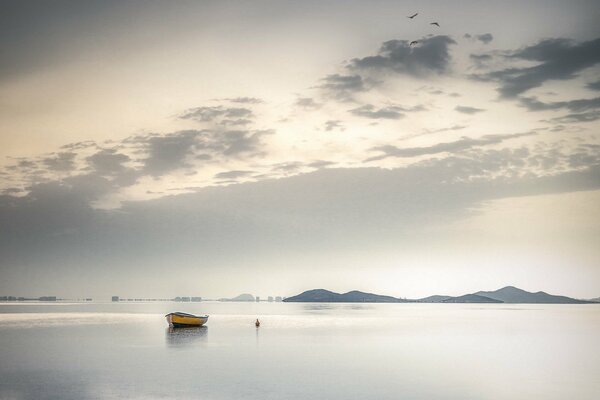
[0,302,599,400]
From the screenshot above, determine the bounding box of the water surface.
[1,302,598,399]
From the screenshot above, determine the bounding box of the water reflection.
[301,304,334,312]
[165,326,207,347]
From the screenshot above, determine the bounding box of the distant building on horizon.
[268,296,273,302]
[275,296,282,302]
[191,297,202,302]
[256,296,260,302]
[112,296,119,302]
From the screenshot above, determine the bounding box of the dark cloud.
[551,111,600,124]
[519,96,600,112]
[295,97,321,110]
[308,160,336,169]
[350,35,456,76]
[214,170,254,180]
[587,80,600,91]
[349,104,405,119]
[367,132,534,162]
[455,105,486,114]
[60,141,97,151]
[141,131,200,176]
[325,120,344,131]
[474,37,600,98]
[476,33,494,44]
[134,129,272,176]
[272,162,304,172]
[179,106,254,124]
[317,74,369,100]
[217,129,273,156]
[2,146,599,292]
[86,149,130,175]
[225,97,263,104]
[469,53,493,68]
[42,152,77,172]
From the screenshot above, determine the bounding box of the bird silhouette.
[410,41,418,46]
[430,22,440,27]
[408,13,418,19]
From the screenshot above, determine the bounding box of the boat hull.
[165,312,209,327]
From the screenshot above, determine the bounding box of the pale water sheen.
[0,302,599,399]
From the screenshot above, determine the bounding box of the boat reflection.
[165,326,208,347]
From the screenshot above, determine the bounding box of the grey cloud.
[272,162,304,172]
[3,147,599,290]
[455,105,486,114]
[519,96,600,112]
[295,97,321,110]
[317,74,369,100]
[135,129,272,176]
[86,149,130,175]
[226,97,263,104]
[476,33,493,44]
[218,129,273,156]
[42,152,77,172]
[179,106,254,124]
[325,120,344,131]
[551,111,600,124]
[475,37,600,98]
[308,160,336,169]
[141,131,200,176]
[587,80,600,91]
[367,132,534,162]
[60,141,97,151]
[349,104,405,119]
[350,35,456,76]
[214,170,254,180]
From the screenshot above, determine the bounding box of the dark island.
[283,286,595,304]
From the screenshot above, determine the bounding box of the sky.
[1,0,600,300]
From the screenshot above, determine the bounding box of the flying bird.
[430,22,440,27]
[408,13,418,19]
[410,40,418,46]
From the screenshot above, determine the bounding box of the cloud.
[295,97,321,110]
[474,37,600,97]
[465,33,494,44]
[3,146,599,285]
[367,132,534,162]
[214,170,254,180]
[455,105,486,114]
[325,120,344,131]
[350,35,456,76]
[587,80,600,91]
[317,74,369,100]
[551,111,600,124]
[476,33,493,44]
[225,97,263,104]
[179,106,254,124]
[42,152,77,172]
[86,149,130,175]
[519,96,600,112]
[139,131,200,176]
[349,104,405,119]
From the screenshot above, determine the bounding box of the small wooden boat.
[165,312,209,328]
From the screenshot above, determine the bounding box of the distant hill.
[222,293,255,302]
[442,294,503,303]
[418,295,452,303]
[590,297,600,303]
[284,287,596,304]
[475,286,591,304]
[283,289,405,303]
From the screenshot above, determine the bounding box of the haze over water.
[1,302,599,400]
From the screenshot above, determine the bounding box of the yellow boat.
[165,312,209,328]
